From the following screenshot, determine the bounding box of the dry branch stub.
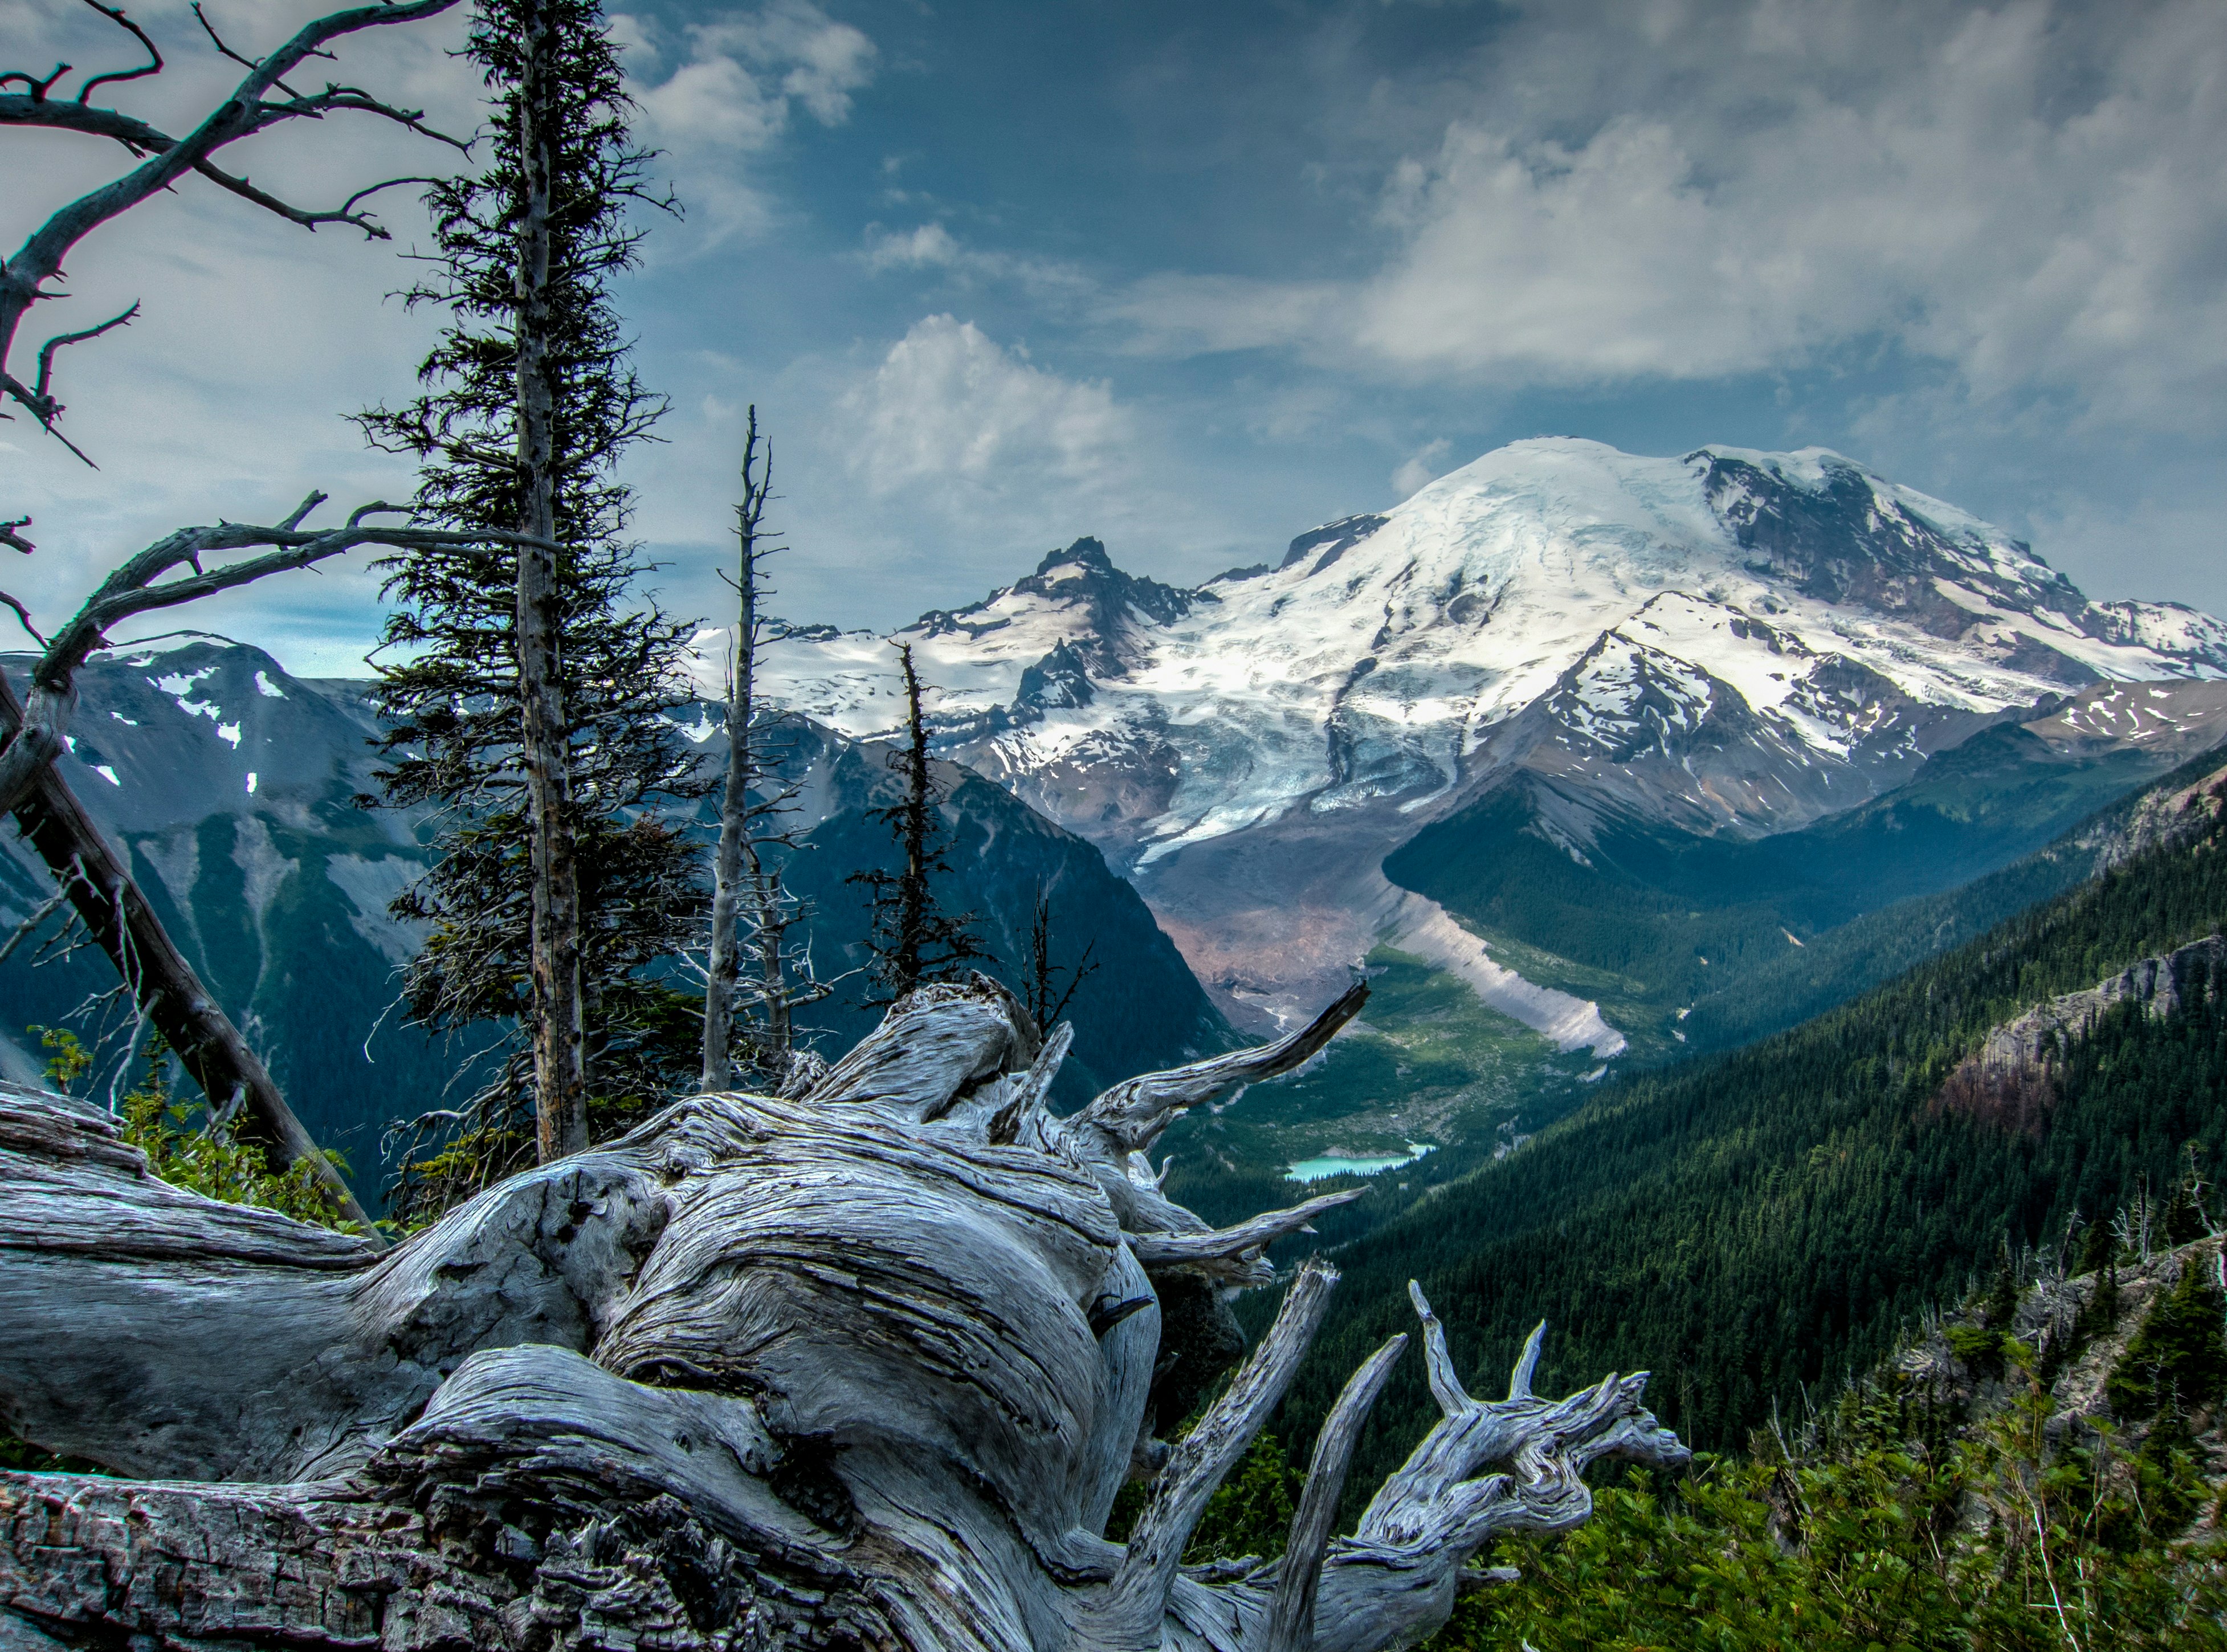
[0,976,1687,1651]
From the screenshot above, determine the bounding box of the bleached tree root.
[0,978,1685,1651]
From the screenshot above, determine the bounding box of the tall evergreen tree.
[358,0,705,1202]
[850,646,989,1003]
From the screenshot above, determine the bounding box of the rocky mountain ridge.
[742,438,2227,1029]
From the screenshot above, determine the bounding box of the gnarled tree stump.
[0,976,1684,1651]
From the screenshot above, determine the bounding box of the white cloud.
[631,0,878,244]
[1121,0,2227,431]
[635,0,875,152]
[638,50,791,153]
[860,223,1098,311]
[1103,274,1344,358]
[864,223,964,272]
[1391,438,1452,499]
[842,315,1133,495]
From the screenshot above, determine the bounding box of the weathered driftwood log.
[0,977,1686,1651]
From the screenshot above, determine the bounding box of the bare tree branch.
[72,1,163,105]
[1073,980,1370,1159]
[1127,1187,1366,1284]
[0,886,71,968]
[1265,1332,1408,1652]
[1100,1257,1341,1642]
[0,588,44,645]
[190,162,442,238]
[30,299,138,409]
[1,0,470,458]
[191,1,320,100]
[0,500,552,817]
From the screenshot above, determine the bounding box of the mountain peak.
[761,437,2227,898]
[1035,536,1114,578]
[1280,514,1390,574]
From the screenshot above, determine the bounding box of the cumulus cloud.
[632,0,874,146]
[629,0,877,242]
[842,315,1133,495]
[1127,0,2227,430]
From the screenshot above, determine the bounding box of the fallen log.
[0,976,1686,1651]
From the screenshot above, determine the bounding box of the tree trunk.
[701,421,766,1092]
[0,671,383,1241]
[513,0,587,1161]
[748,850,792,1061]
[895,643,930,990]
[0,976,1685,1652]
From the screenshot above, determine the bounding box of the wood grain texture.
[0,981,1685,1650]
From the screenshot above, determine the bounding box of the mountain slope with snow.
[0,637,1226,1172]
[754,440,2225,865]
[745,439,2227,1030]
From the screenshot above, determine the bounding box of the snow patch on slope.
[1385,891,1626,1058]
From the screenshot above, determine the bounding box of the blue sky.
[9,0,2227,671]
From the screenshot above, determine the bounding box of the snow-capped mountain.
[741,439,2227,1026]
[752,440,2226,860]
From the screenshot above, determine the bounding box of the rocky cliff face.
[1977,932,2227,1078]
[1900,1234,2227,1476]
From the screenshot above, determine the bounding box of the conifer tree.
[358,0,704,1195]
[1022,878,1098,1031]
[850,646,988,1003]
[701,409,826,1091]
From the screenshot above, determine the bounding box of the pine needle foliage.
[356,0,705,1218]
[27,1026,354,1230]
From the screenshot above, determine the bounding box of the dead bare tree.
[0,0,487,1230]
[699,408,768,1091]
[2,0,470,467]
[1024,875,1100,1033]
[701,409,827,1093]
[0,976,1686,1650]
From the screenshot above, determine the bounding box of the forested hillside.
[1385,696,2227,1064]
[1279,751,2227,1490]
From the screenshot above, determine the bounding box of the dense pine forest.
[1279,754,2227,1487]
